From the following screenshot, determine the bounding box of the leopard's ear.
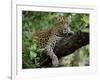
[54,15,62,19]
[54,15,63,23]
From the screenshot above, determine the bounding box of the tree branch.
[54,31,89,58]
[40,31,89,67]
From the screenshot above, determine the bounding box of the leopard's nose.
[63,28,68,33]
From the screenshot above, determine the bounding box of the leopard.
[33,15,73,67]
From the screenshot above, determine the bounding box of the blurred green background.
[22,11,89,69]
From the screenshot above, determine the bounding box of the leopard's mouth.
[63,28,68,34]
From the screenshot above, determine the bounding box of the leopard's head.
[54,15,70,34]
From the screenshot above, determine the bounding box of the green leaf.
[81,15,89,24]
[28,21,32,26]
[30,44,37,50]
[36,48,45,53]
[30,51,37,59]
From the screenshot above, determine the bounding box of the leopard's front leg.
[45,45,59,67]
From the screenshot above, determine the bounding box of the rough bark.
[40,31,89,67]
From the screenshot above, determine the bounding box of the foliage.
[22,11,89,68]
